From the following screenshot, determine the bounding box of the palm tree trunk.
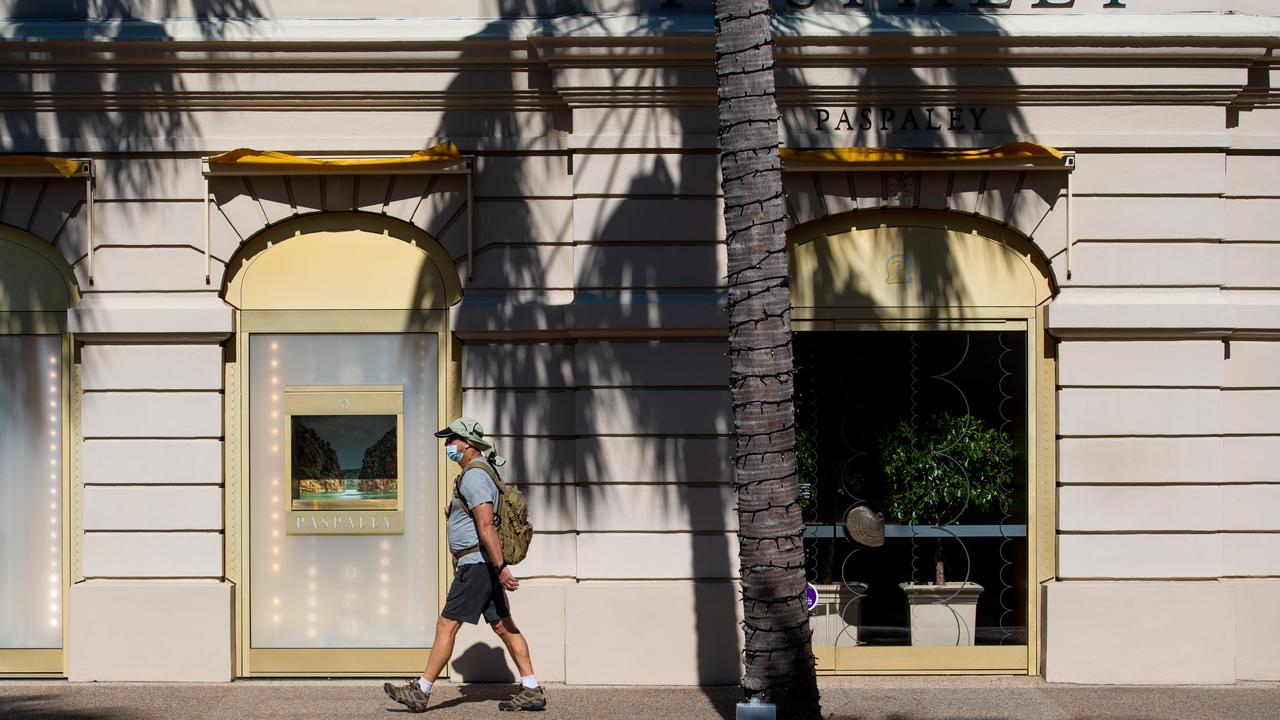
[714,1,821,717]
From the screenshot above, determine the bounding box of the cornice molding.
[0,91,570,112]
[3,12,1279,47]
[0,17,541,44]
[1,14,1276,111]
[0,78,1270,112]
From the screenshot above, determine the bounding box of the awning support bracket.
[85,167,95,287]
[466,157,474,281]
[203,174,211,286]
[1065,165,1074,281]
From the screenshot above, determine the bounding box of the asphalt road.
[1,677,1277,720]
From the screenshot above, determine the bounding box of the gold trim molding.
[790,211,1056,676]
[222,211,459,677]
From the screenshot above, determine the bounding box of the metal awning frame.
[781,156,1076,174]
[785,152,1079,280]
[200,156,475,285]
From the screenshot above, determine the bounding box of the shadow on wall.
[772,0,1063,670]
[1,1,264,200]
[574,143,738,693]
[1,0,266,275]
[403,1,569,519]
[408,0,1052,695]
[413,2,741,698]
[774,1,1038,328]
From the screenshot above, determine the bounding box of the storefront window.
[0,336,63,648]
[795,330,1029,648]
[248,333,438,649]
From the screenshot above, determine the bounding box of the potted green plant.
[878,413,1014,646]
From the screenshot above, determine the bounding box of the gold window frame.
[221,213,460,677]
[789,210,1057,677]
[0,227,80,678]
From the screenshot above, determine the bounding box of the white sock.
[417,677,433,694]
[520,674,538,689]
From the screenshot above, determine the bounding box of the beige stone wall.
[79,345,225,577]
[2,1,1277,684]
[69,579,232,682]
[73,343,231,681]
[1047,145,1280,682]
[1051,335,1280,682]
[1052,142,1280,675]
[456,339,742,683]
[455,134,736,688]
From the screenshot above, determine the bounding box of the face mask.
[445,444,464,463]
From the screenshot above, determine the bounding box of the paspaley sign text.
[288,510,403,535]
[814,106,989,132]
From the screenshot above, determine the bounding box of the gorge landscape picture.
[290,414,399,511]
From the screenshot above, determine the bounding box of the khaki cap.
[433,416,494,452]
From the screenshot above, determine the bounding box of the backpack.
[457,459,534,566]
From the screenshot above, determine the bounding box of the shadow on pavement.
[0,694,126,720]
[416,683,518,712]
[696,685,741,720]
[449,643,516,684]
[880,715,1018,720]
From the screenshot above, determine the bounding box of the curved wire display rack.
[795,329,1028,655]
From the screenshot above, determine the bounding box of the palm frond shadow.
[0,694,129,720]
[419,5,740,707]
[403,0,1037,704]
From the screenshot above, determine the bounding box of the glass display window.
[795,330,1030,657]
[248,335,438,651]
[0,336,65,652]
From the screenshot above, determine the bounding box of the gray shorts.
[441,563,511,625]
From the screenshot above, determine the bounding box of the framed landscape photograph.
[283,386,405,534]
[290,413,399,511]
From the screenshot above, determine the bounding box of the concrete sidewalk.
[1,677,1277,720]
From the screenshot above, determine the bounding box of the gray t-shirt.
[447,461,500,567]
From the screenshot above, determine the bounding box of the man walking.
[384,417,546,713]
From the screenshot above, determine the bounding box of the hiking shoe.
[498,685,547,712]
[383,679,431,713]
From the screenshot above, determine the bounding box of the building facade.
[1,0,1278,685]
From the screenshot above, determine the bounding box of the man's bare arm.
[472,503,504,565]
[473,503,518,591]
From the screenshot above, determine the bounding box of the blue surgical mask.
[445,444,464,463]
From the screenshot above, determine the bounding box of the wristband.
[493,562,508,574]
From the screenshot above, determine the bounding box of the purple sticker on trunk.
[804,583,818,612]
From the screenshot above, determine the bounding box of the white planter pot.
[809,582,868,647]
[899,582,984,647]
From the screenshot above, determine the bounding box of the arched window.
[220,211,459,677]
[787,210,1056,676]
[0,227,79,676]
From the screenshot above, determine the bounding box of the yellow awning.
[781,142,1069,171]
[0,155,87,178]
[207,142,463,173]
